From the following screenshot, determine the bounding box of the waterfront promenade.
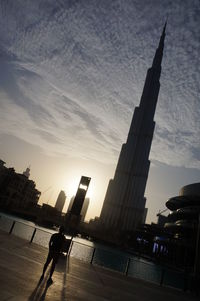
[0,230,196,301]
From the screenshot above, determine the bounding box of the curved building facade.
[165,183,200,237]
[163,183,200,270]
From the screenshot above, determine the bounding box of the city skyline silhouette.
[0,1,199,224]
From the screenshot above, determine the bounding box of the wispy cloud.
[0,0,199,169]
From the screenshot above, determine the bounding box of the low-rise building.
[0,160,41,210]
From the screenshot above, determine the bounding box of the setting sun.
[64,176,94,200]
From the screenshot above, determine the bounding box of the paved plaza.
[0,230,197,301]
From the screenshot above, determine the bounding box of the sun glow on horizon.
[58,167,111,220]
[64,175,95,201]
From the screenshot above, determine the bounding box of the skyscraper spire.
[99,24,167,237]
[152,21,167,70]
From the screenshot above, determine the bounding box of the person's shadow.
[28,253,69,300]
[28,275,52,301]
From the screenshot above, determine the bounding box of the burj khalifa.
[100,23,167,232]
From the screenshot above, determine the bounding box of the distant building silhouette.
[55,190,66,212]
[0,160,41,209]
[67,196,74,213]
[39,203,62,227]
[81,197,89,221]
[23,166,30,178]
[67,196,90,222]
[0,160,7,184]
[100,23,167,234]
[65,176,91,233]
[70,176,91,216]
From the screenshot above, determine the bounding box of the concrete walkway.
[0,230,197,301]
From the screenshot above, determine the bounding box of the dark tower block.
[71,176,91,216]
[67,196,90,222]
[65,176,91,233]
[100,23,167,233]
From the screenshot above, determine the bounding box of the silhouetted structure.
[67,196,74,213]
[81,197,89,221]
[157,214,168,227]
[165,183,200,269]
[67,196,90,222]
[99,23,167,235]
[55,190,66,212]
[65,176,91,233]
[38,203,62,227]
[23,166,30,178]
[70,176,91,216]
[0,160,41,210]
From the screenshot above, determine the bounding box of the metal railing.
[0,214,189,291]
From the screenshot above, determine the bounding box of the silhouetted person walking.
[40,226,66,284]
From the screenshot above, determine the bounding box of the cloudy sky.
[0,0,199,223]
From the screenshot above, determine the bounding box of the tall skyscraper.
[67,196,90,222]
[67,196,74,213]
[55,190,66,212]
[100,23,167,232]
[80,197,90,221]
[70,176,91,216]
[65,176,91,232]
